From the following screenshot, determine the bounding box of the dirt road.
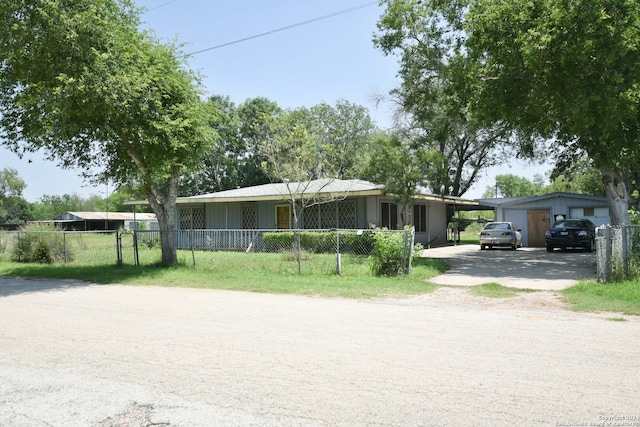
[0,276,638,426]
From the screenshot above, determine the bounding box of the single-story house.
[151,178,479,248]
[51,212,158,231]
[477,192,611,247]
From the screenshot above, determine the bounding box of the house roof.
[172,178,479,206]
[476,192,608,208]
[53,212,157,222]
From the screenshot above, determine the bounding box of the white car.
[479,222,522,250]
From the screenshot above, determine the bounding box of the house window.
[583,207,595,217]
[381,202,398,230]
[413,204,427,232]
[179,206,205,230]
[242,205,257,229]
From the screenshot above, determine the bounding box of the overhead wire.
[183,1,378,57]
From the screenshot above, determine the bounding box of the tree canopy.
[0,0,215,264]
[374,0,518,198]
[465,0,640,223]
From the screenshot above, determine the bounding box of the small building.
[52,212,158,231]
[477,193,610,247]
[161,178,479,248]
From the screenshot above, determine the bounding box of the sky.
[1,0,548,202]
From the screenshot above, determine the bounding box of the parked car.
[480,222,522,250]
[545,219,596,252]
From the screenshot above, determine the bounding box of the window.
[583,207,595,217]
[381,202,398,230]
[413,204,427,232]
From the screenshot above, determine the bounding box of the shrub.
[11,224,73,264]
[263,232,294,252]
[369,228,421,277]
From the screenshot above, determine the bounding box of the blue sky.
[1,0,546,202]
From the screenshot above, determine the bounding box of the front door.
[276,205,291,229]
[527,209,550,247]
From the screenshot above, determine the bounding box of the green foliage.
[11,224,73,264]
[482,173,546,198]
[563,280,640,316]
[262,231,375,255]
[369,229,420,277]
[373,0,515,197]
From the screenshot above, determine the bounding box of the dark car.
[545,219,596,252]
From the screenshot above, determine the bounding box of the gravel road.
[1,264,638,426]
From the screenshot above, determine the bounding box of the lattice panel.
[242,205,257,229]
[336,200,356,229]
[304,200,356,229]
[179,206,205,229]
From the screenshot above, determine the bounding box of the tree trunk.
[146,174,179,266]
[602,170,632,225]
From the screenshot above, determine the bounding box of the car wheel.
[511,244,517,250]
[480,245,486,250]
[546,245,553,252]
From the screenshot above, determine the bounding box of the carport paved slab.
[424,244,598,290]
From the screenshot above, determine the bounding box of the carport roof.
[477,192,608,208]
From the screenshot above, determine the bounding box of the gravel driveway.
[1,272,638,426]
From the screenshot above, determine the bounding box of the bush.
[369,228,422,277]
[11,224,73,264]
[263,231,375,254]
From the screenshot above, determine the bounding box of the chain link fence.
[1,228,417,276]
[132,229,417,276]
[0,230,118,265]
[595,225,640,282]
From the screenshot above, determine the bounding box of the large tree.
[374,0,518,197]
[180,96,278,196]
[464,0,640,224]
[0,0,214,265]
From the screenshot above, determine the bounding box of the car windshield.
[554,220,589,228]
[484,223,511,230]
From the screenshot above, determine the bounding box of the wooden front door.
[527,209,550,247]
[276,205,291,229]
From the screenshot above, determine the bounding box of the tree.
[31,194,87,221]
[481,174,546,198]
[0,168,31,223]
[304,100,375,180]
[360,133,428,226]
[180,96,278,196]
[544,155,605,196]
[464,0,640,224]
[0,0,215,265]
[374,0,518,198]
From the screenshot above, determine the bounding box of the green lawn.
[0,249,448,299]
[1,230,639,314]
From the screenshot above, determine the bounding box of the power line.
[146,0,181,12]
[184,1,378,57]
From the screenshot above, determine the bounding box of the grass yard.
[562,279,640,316]
[0,244,448,298]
